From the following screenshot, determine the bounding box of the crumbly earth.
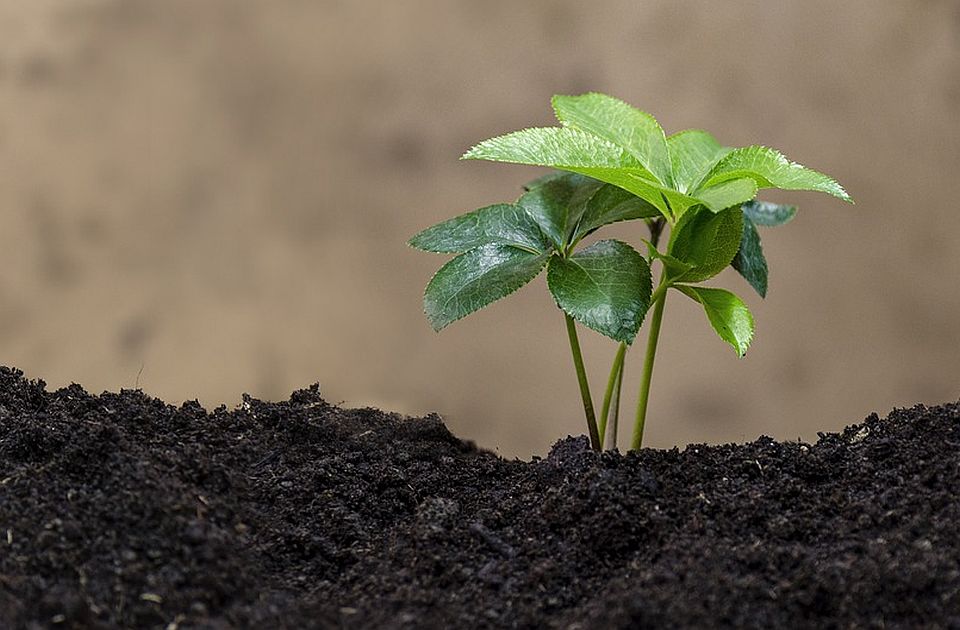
[0,366,958,629]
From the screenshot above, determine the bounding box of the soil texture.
[0,367,958,629]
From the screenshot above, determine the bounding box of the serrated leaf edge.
[422,246,550,331]
[730,218,768,298]
[407,203,548,255]
[547,241,652,344]
[675,285,755,357]
[551,93,671,185]
[460,127,640,169]
[701,144,853,203]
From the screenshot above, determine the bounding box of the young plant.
[412,92,851,451]
[409,172,659,450]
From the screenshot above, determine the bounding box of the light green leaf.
[547,240,652,344]
[552,93,673,186]
[697,145,852,202]
[667,129,731,193]
[742,200,797,227]
[731,218,768,297]
[575,184,660,240]
[423,244,549,331]
[409,203,548,254]
[676,285,755,357]
[694,178,759,213]
[517,172,604,248]
[575,170,699,220]
[667,206,744,283]
[463,126,642,171]
[462,127,699,220]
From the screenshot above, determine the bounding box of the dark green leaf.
[423,244,549,331]
[731,218,768,297]
[675,285,755,357]
[409,203,548,254]
[547,240,652,344]
[645,242,694,277]
[742,200,797,227]
[667,206,744,283]
[551,93,673,185]
[517,172,604,248]
[575,184,660,240]
[521,171,567,191]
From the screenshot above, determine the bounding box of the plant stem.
[631,274,669,450]
[564,313,601,451]
[595,216,666,450]
[607,348,625,450]
[598,342,627,448]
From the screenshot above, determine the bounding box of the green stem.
[607,349,625,450]
[594,215,665,450]
[564,313,601,451]
[632,274,669,450]
[598,342,627,448]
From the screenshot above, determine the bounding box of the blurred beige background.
[1,0,958,457]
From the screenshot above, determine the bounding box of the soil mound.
[0,367,957,628]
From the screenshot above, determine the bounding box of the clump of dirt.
[0,366,958,628]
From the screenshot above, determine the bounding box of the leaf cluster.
[411,173,657,343]
[464,94,850,222]
[412,93,850,356]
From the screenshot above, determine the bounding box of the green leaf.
[742,200,797,227]
[697,145,852,202]
[575,184,660,240]
[667,129,731,194]
[645,243,694,277]
[517,172,604,249]
[676,285,755,357]
[578,170,699,220]
[522,171,564,192]
[462,127,699,220]
[463,126,642,170]
[667,206,744,283]
[731,218,768,297]
[409,203,548,254]
[552,93,673,186]
[547,240,652,344]
[694,178,759,213]
[423,244,549,331]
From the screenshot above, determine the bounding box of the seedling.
[411,93,851,451]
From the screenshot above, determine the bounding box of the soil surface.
[0,367,958,629]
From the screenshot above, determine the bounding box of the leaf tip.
[830,180,854,204]
[737,325,755,358]
[549,93,565,117]
[422,291,449,333]
[460,145,481,161]
[423,308,447,333]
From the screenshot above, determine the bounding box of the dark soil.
[1,367,958,629]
